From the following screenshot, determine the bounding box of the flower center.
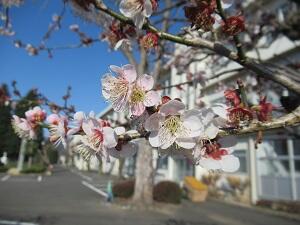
[162,116,182,135]
[130,87,145,104]
[90,129,104,148]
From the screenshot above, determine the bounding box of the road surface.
[0,167,299,225]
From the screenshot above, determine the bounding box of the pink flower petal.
[122,64,137,83]
[159,100,185,116]
[47,114,60,124]
[131,102,146,116]
[82,120,94,136]
[137,74,154,91]
[144,90,160,107]
[144,112,162,131]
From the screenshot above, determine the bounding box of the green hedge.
[112,179,135,198]
[153,181,182,204]
[21,164,46,174]
[0,165,8,173]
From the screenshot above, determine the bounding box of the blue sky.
[0,0,127,114]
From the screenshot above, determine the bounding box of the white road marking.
[70,169,93,182]
[0,220,38,225]
[1,175,10,182]
[81,180,108,198]
[37,175,42,182]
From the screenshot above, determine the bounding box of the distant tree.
[0,84,20,158]
[0,86,44,159]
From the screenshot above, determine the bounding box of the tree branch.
[92,2,300,95]
[216,0,245,60]
[118,106,300,142]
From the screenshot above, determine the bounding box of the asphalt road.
[0,167,299,225]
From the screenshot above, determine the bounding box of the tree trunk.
[27,156,32,168]
[132,139,154,205]
[17,138,27,172]
[118,158,125,178]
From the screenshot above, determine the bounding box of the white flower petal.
[119,0,140,17]
[182,116,204,137]
[200,158,221,170]
[144,112,162,131]
[143,0,153,17]
[220,155,240,172]
[211,103,228,119]
[133,13,145,29]
[205,121,219,139]
[103,127,118,148]
[74,111,85,121]
[149,131,160,147]
[176,138,196,149]
[114,126,126,135]
[159,100,185,116]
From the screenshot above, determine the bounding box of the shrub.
[112,179,135,198]
[153,181,182,204]
[21,164,46,174]
[0,165,8,173]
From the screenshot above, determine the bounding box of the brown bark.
[132,139,154,205]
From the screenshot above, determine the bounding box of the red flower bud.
[222,15,245,36]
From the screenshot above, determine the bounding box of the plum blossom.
[212,102,253,127]
[47,114,68,148]
[67,111,85,135]
[77,116,118,162]
[140,32,159,51]
[128,73,160,116]
[193,136,239,172]
[11,106,46,140]
[222,15,245,36]
[25,106,47,124]
[107,128,138,158]
[119,0,154,28]
[102,64,137,112]
[102,64,160,116]
[145,99,203,149]
[252,96,275,122]
[184,0,217,32]
[11,115,36,139]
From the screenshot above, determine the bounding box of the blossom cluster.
[11,64,275,173]
[12,109,137,163]
[183,0,244,36]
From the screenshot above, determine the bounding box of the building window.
[157,156,168,170]
[234,150,247,173]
